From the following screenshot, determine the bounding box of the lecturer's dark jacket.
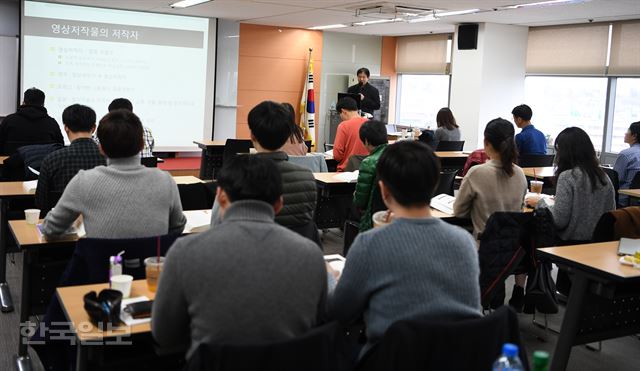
[0,105,64,155]
[347,82,381,115]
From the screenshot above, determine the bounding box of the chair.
[344,154,367,172]
[304,140,312,153]
[356,306,528,371]
[178,181,217,210]
[518,154,555,168]
[418,130,436,148]
[631,171,640,189]
[2,140,57,156]
[433,170,457,196]
[141,156,158,167]
[222,139,252,167]
[324,143,334,152]
[288,154,328,172]
[288,220,322,249]
[435,140,465,151]
[601,167,620,207]
[184,321,352,371]
[2,143,63,180]
[592,206,640,242]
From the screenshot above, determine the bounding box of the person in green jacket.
[353,120,389,231]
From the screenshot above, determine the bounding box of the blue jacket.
[516,124,547,155]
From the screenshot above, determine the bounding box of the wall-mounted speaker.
[458,24,479,50]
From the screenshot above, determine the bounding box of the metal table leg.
[0,198,14,312]
[549,273,588,371]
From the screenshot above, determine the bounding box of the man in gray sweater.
[153,155,327,357]
[328,141,482,357]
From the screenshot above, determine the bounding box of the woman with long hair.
[434,107,461,144]
[527,127,615,243]
[278,102,308,156]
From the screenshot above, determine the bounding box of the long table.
[10,210,210,370]
[537,241,640,371]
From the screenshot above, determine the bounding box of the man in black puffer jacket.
[0,88,64,155]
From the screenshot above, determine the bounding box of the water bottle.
[109,251,125,278]
[492,343,524,371]
[532,351,550,371]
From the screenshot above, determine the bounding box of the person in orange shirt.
[333,97,369,171]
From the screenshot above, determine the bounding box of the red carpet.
[158,157,201,171]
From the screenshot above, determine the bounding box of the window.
[397,74,450,128]
[524,76,608,151]
[610,78,640,153]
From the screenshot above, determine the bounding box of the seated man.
[35,104,106,211]
[211,101,317,236]
[103,98,155,158]
[613,121,640,205]
[41,109,185,238]
[328,141,482,357]
[0,88,64,155]
[353,120,388,231]
[512,104,547,155]
[333,97,369,171]
[153,155,327,355]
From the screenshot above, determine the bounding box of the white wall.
[319,32,382,147]
[450,23,528,150]
[0,0,19,115]
[0,0,19,37]
[213,19,239,140]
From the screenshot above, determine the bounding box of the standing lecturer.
[347,67,380,116]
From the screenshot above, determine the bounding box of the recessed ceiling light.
[308,24,348,30]
[353,19,399,26]
[436,9,481,17]
[170,0,212,9]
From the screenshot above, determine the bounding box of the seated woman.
[353,120,388,231]
[453,118,528,238]
[41,109,186,238]
[527,127,616,243]
[278,102,308,156]
[434,107,461,145]
[613,121,640,206]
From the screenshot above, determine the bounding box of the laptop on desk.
[618,238,640,256]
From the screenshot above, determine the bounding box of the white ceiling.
[40,0,640,36]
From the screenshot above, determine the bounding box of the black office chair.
[304,140,312,153]
[222,139,252,167]
[433,170,458,196]
[435,140,465,151]
[178,181,217,210]
[518,154,555,168]
[631,171,640,189]
[601,167,620,207]
[141,156,158,167]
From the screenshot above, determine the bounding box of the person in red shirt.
[333,97,369,171]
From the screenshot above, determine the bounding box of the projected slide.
[21,1,216,150]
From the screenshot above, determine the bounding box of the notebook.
[617,238,640,256]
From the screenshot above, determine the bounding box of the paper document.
[431,194,456,215]
[333,170,359,183]
[120,296,151,326]
[184,209,211,233]
[324,254,346,275]
[23,180,38,193]
[36,222,86,238]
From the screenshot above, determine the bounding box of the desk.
[0,181,36,313]
[619,188,640,203]
[434,151,470,158]
[58,280,156,371]
[193,140,227,180]
[313,173,356,229]
[9,210,210,368]
[522,167,555,179]
[537,242,640,371]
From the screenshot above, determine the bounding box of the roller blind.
[396,34,449,74]
[526,23,609,75]
[608,20,640,76]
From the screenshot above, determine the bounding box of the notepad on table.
[324,254,346,275]
[333,170,359,183]
[431,194,456,215]
[23,180,38,193]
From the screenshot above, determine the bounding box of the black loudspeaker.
[458,24,479,50]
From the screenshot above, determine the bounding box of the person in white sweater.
[42,109,186,238]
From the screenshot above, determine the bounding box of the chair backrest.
[141,156,158,167]
[344,154,367,172]
[601,167,620,206]
[178,181,217,211]
[60,234,181,286]
[288,154,328,172]
[3,140,56,156]
[435,140,465,151]
[418,130,435,147]
[433,170,457,196]
[222,139,252,166]
[518,154,555,168]
[324,143,334,152]
[356,306,526,371]
[184,321,352,371]
[3,143,63,180]
[304,140,312,153]
[630,171,640,189]
[592,206,640,242]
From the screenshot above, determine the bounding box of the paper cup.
[24,209,40,225]
[372,210,392,228]
[530,180,543,194]
[110,274,133,298]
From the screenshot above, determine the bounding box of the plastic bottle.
[492,343,524,371]
[532,351,550,371]
[109,251,125,278]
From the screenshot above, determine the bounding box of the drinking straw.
[534,168,537,182]
[156,236,160,269]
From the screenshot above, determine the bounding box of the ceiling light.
[308,24,348,30]
[503,0,578,9]
[408,15,436,23]
[436,9,480,17]
[353,19,398,26]
[170,0,211,9]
